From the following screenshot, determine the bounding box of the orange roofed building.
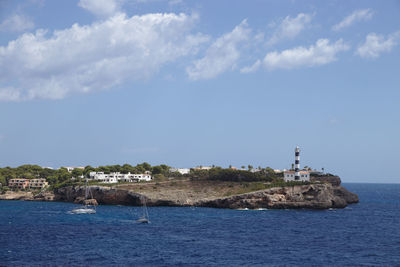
[8,178,49,189]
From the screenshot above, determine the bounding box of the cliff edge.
[52,177,358,209]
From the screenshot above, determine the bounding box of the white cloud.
[332,8,373,31]
[0,13,209,101]
[240,60,261,73]
[78,0,124,17]
[263,39,349,70]
[356,31,400,59]
[0,14,34,32]
[0,87,22,102]
[186,20,251,80]
[268,13,313,45]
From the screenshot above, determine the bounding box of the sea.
[0,183,399,266]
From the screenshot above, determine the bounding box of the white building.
[283,171,310,182]
[64,167,75,173]
[89,172,152,183]
[283,146,310,182]
[131,174,152,181]
[169,168,190,175]
[63,166,84,173]
[193,166,212,171]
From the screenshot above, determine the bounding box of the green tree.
[98,166,111,173]
[121,164,135,174]
[137,162,151,171]
[151,166,163,175]
[83,166,96,176]
[0,175,6,186]
[108,165,121,173]
[265,167,275,175]
[71,168,83,178]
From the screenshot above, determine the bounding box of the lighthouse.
[283,146,310,182]
[295,146,300,180]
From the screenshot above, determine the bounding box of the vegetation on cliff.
[0,163,170,190]
[0,163,327,195]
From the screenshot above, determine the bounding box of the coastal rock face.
[0,191,34,200]
[333,186,359,204]
[34,191,55,201]
[53,183,359,210]
[199,184,356,209]
[0,191,55,201]
[55,186,144,206]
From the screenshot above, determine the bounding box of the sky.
[0,0,399,183]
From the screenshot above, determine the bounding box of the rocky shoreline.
[0,177,359,209]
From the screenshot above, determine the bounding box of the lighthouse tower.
[294,146,300,180]
[283,146,310,182]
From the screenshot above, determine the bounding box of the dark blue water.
[1,183,399,266]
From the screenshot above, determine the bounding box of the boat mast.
[142,196,149,220]
[85,178,88,200]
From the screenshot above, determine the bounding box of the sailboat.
[70,178,96,214]
[136,196,150,223]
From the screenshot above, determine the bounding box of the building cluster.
[89,172,152,183]
[283,146,313,182]
[28,149,319,187]
[8,178,49,190]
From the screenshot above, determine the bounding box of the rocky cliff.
[1,176,359,209]
[0,191,55,201]
[53,182,358,210]
[198,183,358,209]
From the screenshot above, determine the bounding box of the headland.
[1,176,358,209]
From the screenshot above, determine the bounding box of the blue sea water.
[1,183,399,266]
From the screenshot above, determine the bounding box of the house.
[169,168,190,175]
[89,172,152,183]
[283,171,310,181]
[8,179,30,189]
[8,178,48,189]
[29,179,48,189]
[62,166,85,173]
[63,167,75,172]
[193,166,212,171]
[131,174,152,181]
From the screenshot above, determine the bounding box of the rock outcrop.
[198,184,356,209]
[1,176,359,210]
[53,182,358,210]
[55,186,144,205]
[0,191,55,201]
[0,191,34,200]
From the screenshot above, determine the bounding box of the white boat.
[136,196,150,223]
[70,179,96,214]
[70,207,96,214]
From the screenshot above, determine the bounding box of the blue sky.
[0,0,399,183]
